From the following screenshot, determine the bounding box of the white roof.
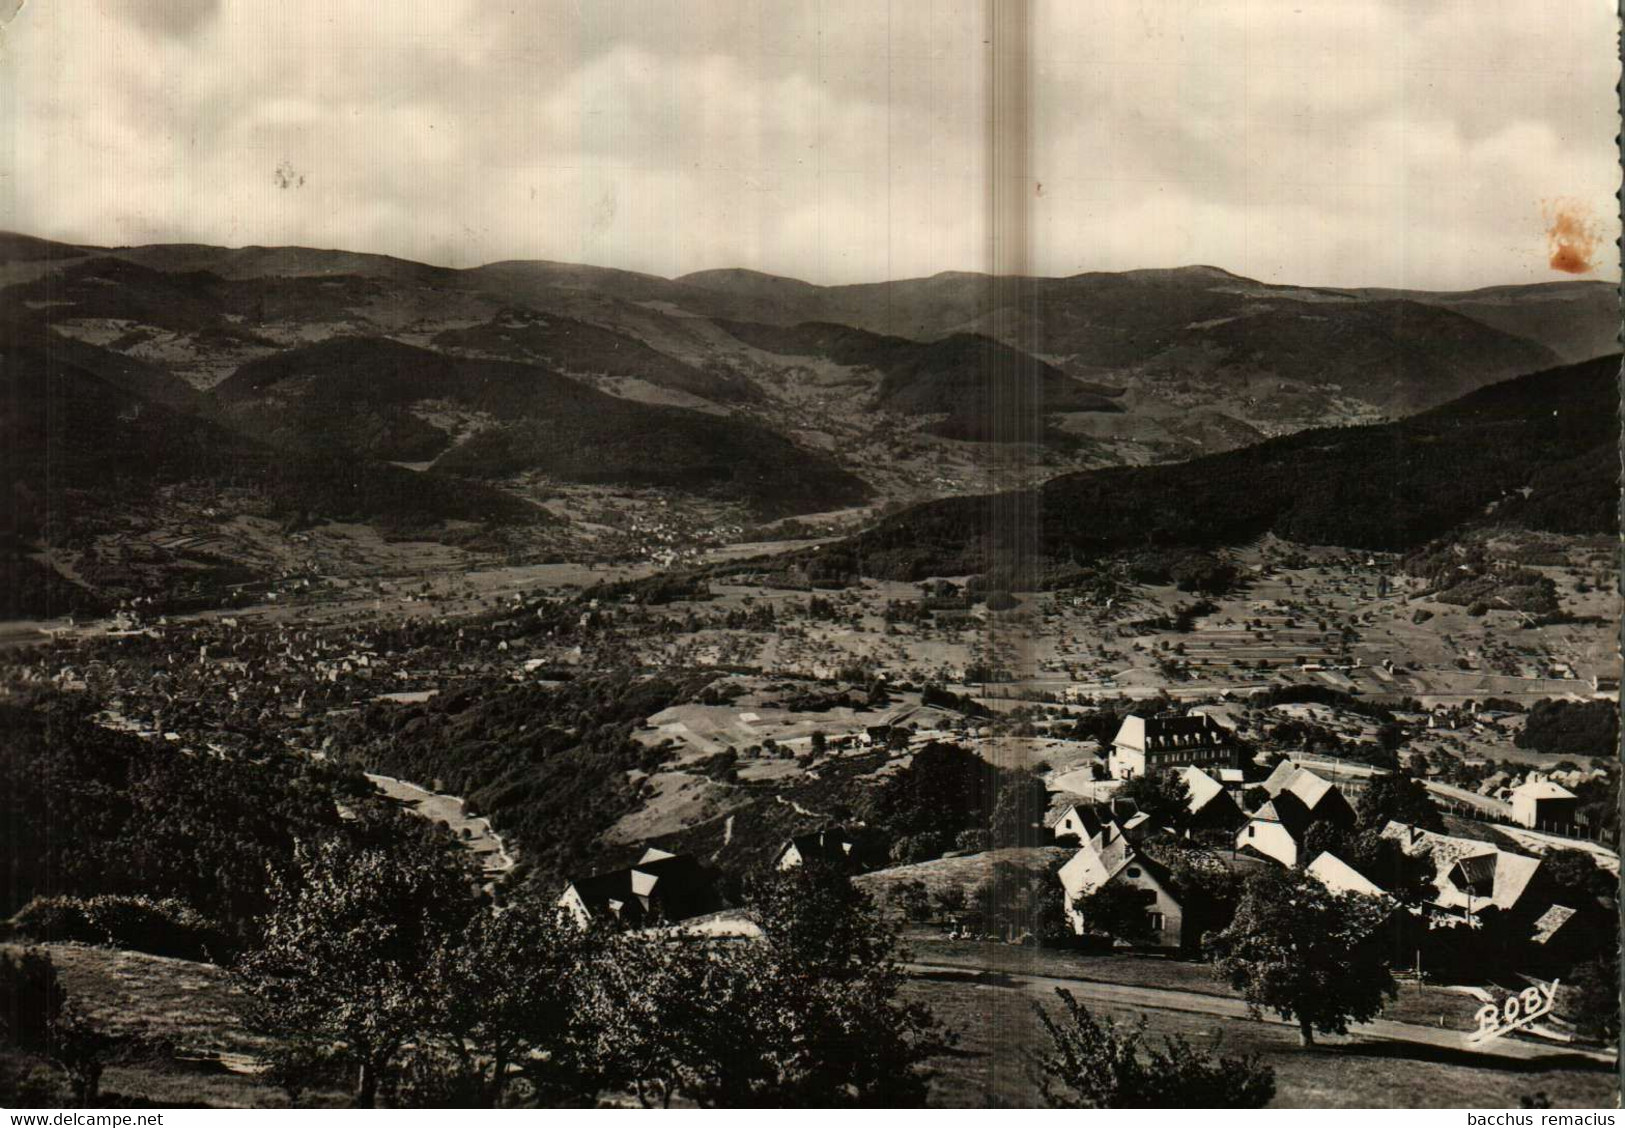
[1511,779,1576,800]
[1262,762,1337,811]
[1305,852,1385,898]
[1178,765,1224,812]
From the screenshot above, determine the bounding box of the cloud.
[98,0,219,39]
[2,0,1617,288]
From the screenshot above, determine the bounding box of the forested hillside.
[825,354,1621,579]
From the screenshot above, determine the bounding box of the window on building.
[1126,866,1141,878]
[1147,911,1165,933]
[1247,825,1256,837]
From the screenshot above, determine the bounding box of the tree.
[0,949,115,1106]
[1030,989,1274,1108]
[577,864,941,1107]
[427,901,596,1106]
[235,830,480,1106]
[1209,869,1397,1046]
[45,999,117,1107]
[1568,947,1620,1044]
[862,741,998,841]
[990,774,1050,847]
[0,948,59,1054]
[1516,699,1618,757]
[1117,769,1193,834]
[1355,771,1442,832]
[1338,830,1434,904]
[1541,848,1614,906]
[1070,882,1154,945]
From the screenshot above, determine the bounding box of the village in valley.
[1,1,1620,1098]
[2,497,1619,1106]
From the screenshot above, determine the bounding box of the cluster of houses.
[556,710,1608,982]
[1048,714,1607,974]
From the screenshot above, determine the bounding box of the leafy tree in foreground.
[577,863,942,1107]
[235,827,479,1106]
[1208,869,1397,1047]
[428,901,597,1107]
[1031,988,1274,1108]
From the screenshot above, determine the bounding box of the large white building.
[1107,713,1238,779]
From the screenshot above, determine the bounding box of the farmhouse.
[558,847,718,928]
[1107,713,1238,779]
[1509,777,1578,830]
[1057,835,1186,951]
[1378,822,1544,921]
[1048,801,1132,848]
[1235,763,1356,867]
[1177,765,1245,832]
[774,826,859,871]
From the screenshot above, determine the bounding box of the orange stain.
[1542,199,1601,274]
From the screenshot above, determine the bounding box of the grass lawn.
[903,937,1490,1031]
[907,974,1620,1108]
[856,848,1071,908]
[13,943,347,1108]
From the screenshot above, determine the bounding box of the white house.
[1235,763,1356,867]
[1378,821,1543,920]
[1108,713,1238,779]
[1057,836,1185,950]
[774,827,858,871]
[1509,777,1578,829]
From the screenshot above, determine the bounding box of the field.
[8,943,347,1109]
[904,971,1619,1108]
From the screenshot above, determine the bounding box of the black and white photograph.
[0,0,1620,1112]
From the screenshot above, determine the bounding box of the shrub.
[955,829,993,853]
[11,896,234,962]
[1031,989,1274,1107]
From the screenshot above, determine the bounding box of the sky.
[1,0,1619,289]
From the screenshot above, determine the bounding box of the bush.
[889,832,949,866]
[955,829,993,853]
[0,948,59,1053]
[1031,988,1275,1107]
[11,896,234,962]
[887,879,932,922]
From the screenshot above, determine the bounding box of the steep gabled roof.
[1306,851,1385,898]
[1178,765,1225,812]
[1263,764,1339,811]
[1380,820,1543,913]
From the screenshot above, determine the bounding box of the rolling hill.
[717,320,1122,423]
[823,354,1623,580]
[431,308,759,404]
[212,337,871,518]
[0,333,551,616]
[2,230,1606,494]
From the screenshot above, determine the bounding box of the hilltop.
[5,233,1605,474]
